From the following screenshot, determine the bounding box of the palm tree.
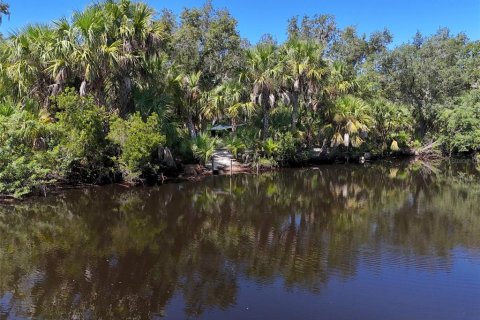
[0,1,9,26]
[134,53,177,114]
[246,44,279,139]
[323,61,357,100]
[202,84,227,124]
[1,1,169,116]
[5,24,56,107]
[176,71,202,138]
[224,80,255,133]
[371,99,413,149]
[203,79,255,133]
[324,95,373,148]
[46,18,78,97]
[70,6,110,101]
[102,0,159,115]
[280,39,325,130]
[30,0,159,114]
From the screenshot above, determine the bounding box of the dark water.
[1,161,480,319]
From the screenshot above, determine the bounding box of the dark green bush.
[0,107,54,197]
[108,112,166,181]
[438,90,480,154]
[191,133,219,165]
[50,89,112,182]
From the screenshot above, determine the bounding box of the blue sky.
[1,0,479,46]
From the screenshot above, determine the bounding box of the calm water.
[1,161,480,319]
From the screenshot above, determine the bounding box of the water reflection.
[0,160,479,319]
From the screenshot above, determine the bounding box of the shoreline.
[0,153,445,203]
[2,149,477,204]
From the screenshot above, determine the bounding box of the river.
[0,161,479,319]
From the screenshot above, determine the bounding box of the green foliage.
[0,156,51,198]
[276,131,304,164]
[224,135,245,158]
[0,106,54,197]
[191,132,218,164]
[438,90,480,153]
[256,157,277,169]
[108,113,166,180]
[324,95,373,148]
[370,99,414,149]
[236,126,262,151]
[51,89,110,181]
[372,29,475,131]
[262,138,280,157]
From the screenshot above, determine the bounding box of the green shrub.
[0,156,52,198]
[51,89,111,181]
[255,157,277,169]
[438,90,480,154]
[370,99,414,149]
[262,138,279,158]
[276,132,298,163]
[108,112,166,181]
[224,135,246,158]
[191,133,218,165]
[0,108,54,197]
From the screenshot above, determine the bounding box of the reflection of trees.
[0,160,479,318]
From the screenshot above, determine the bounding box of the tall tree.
[246,44,280,139]
[324,95,372,148]
[287,14,338,52]
[330,26,392,74]
[173,1,243,90]
[279,39,325,130]
[176,71,202,138]
[373,28,474,135]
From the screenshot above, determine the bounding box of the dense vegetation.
[0,0,479,197]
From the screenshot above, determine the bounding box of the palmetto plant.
[224,135,246,158]
[323,61,357,100]
[1,0,161,114]
[371,99,413,149]
[191,132,218,164]
[204,79,255,132]
[175,70,202,138]
[280,39,326,130]
[263,137,280,157]
[324,95,373,148]
[246,43,280,139]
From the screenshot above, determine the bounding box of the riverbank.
[2,143,478,203]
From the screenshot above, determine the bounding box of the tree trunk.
[231,117,237,135]
[119,76,133,116]
[343,133,350,147]
[291,90,299,131]
[262,111,269,140]
[187,113,196,138]
[80,80,87,97]
[261,93,270,140]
